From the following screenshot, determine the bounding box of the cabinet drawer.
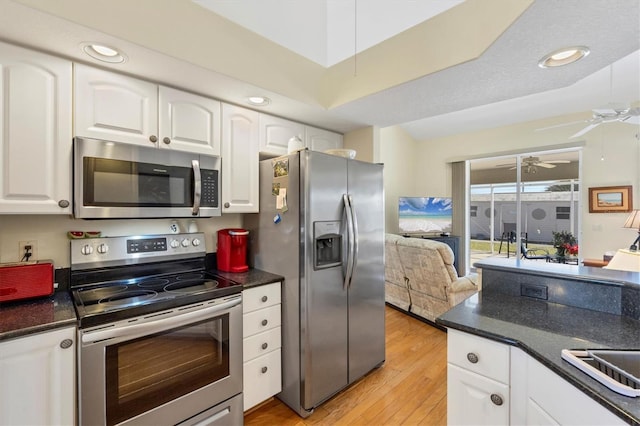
[243,283,281,313]
[448,329,509,383]
[244,326,281,362]
[243,349,282,411]
[243,304,281,337]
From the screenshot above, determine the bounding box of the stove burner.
[99,290,157,304]
[176,272,205,280]
[77,285,129,301]
[137,278,171,288]
[164,280,219,293]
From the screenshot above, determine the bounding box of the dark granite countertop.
[437,291,640,425]
[0,292,77,341]
[210,268,283,289]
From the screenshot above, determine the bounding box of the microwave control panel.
[201,169,219,207]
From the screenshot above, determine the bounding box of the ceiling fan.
[538,105,640,138]
[495,156,571,174]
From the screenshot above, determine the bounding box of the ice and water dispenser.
[314,221,342,269]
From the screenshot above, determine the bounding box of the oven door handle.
[81,296,241,344]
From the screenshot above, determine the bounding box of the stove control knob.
[97,243,109,254]
[181,239,190,247]
[81,244,93,255]
[170,239,180,249]
[192,238,201,247]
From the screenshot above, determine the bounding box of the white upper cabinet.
[221,104,259,213]
[158,86,221,156]
[304,126,343,153]
[259,114,304,156]
[75,65,221,155]
[74,63,158,147]
[0,41,72,214]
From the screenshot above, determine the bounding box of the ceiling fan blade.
[544,160,571,164]
[623,115,640,125]
[535,162,556,169]
[571,122,601,138]
[535,120,587,132]
[495,163,516,168]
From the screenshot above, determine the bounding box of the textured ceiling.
[1,0,639,141]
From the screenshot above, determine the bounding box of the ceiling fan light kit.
[538,46,590,68]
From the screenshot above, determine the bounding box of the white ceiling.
[193,0,465,67]
[1,0,639,142]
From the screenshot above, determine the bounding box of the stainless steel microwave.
[73,137,220,218]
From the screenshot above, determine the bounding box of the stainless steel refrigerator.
[245,149,385,417]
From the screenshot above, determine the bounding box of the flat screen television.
[398,196,453,234]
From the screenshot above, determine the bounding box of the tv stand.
[401,234,460,274]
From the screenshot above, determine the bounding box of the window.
[556,206,570,220]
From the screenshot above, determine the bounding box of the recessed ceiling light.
[81,43,127,64]
[538,46,590,68]
[247,96,270,107]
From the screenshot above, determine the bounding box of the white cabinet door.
[74,63,158,147]
[0,42,72,214]
[0,327,75,425]
[243,349,282,411]
[448,363,510,425]
[259,114,304,156]
[221,104,259,213]
[304,126,343,152]
[158,86,221,155]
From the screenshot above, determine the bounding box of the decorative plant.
[552,231,578,257]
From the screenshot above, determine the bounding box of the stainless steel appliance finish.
[73,137,221,218]
[70,233,243,425]
[245,150,385,417]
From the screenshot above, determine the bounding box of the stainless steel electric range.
[70,232,243,426]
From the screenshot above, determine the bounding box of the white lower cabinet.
[0,327,75,425]
[447,329,625,425]
[447,329,509,425]
[242,282,282,411]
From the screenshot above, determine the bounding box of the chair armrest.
[449,274,478,293]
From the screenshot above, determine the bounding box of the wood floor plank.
[244,305,448,426]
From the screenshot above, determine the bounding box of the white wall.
[0,215,242,267]
[379,110,640,259]
[379,125,420,234]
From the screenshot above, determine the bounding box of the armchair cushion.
[384,233,411,310]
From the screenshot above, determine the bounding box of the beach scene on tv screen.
[399,197,452,234]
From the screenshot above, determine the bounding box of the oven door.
[78,295,242,426]
[74,137,220,218]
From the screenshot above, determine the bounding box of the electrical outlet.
[19,240,38,262]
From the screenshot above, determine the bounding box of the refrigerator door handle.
[343,194,355,291]
[348,194,359,287]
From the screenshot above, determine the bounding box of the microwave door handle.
[192,159,201,216]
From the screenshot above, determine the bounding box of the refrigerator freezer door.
[347,160,385,382]
[301,151,350,410]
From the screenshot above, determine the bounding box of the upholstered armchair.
[384,233,411,310]
[385,234,478,323]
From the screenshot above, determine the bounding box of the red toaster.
[0,261,54,303]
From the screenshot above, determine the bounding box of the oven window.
[105,315,229,426]
[84,157,193,207]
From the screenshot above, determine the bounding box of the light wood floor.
[244,305,448,426]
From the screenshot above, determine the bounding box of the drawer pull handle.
[261,366,268,374]
[60,339,73,349]
[490,394,503,406]
[149,135,158,143]
[262,342,268,350]
[261,295,268,302]
[261,319,268,326]
[466,352,479,364]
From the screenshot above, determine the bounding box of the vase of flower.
[552,231,578,261]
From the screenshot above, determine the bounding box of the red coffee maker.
[217,229,249,272]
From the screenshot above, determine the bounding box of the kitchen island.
[437,259,640,425]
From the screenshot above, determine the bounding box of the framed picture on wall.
[588,185,633,213]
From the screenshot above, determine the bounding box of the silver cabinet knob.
[149,135,158,143]
[490,394,503,406]
[224,202,230,208]
[58,199,70,208]
[60,339,73,349]
[261,319,268,326]
[467,352,479,364]
[261,366,268,374]
[261,343,268,350]
[163,137,171,145]
[261,295,268,303]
